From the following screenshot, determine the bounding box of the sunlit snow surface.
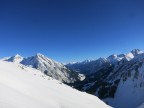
[0,61,111,108]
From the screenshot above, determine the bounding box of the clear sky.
[0,0,144,63]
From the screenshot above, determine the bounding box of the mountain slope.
[0,60,111,108]
[66,58,110,75]
[67,49,144,108]
[4,53,82,83]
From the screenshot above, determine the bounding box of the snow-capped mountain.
[4,53,83,83]
[66,57,110,75]
[0,60,111,108]
[107,54,125,64]
[66,49,144,75]
[131,49,144,56]
[124,49,143,61]
[67,49,144,108]
[4,54,23,63]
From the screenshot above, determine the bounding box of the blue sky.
[0,0,144,63]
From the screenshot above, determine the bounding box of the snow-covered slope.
[4,53,81,83]
[102,59,144,108]
[138,103,144,108]
[0,60,111,108]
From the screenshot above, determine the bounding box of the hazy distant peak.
[130,49,143,56]
[4,54,23,63]
[35,53,45,57]
[15,54,22,57]
[97,57,107,62]
[108,54,117,58]
[117,54,126,57]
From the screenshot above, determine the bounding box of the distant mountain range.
[66,49,143,74]
[66,49,144,108]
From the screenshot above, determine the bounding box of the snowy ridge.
[66,49,144,74]
[107,54,125,64]
[66,57,110,75]
[0,60,111,108]
[4,54,23,63]
[4,53,81,83]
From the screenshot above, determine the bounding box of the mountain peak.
[81,59,91,64]
[97,57,107,62]
[107,54,117,59]
[15,54,22,57]
[5,54,23,63]
[34,53,48,60]
[35,53,45,57]
[20,53,79,83]
[130,49,143,56]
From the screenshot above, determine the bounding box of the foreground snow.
[0,61,111,108]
